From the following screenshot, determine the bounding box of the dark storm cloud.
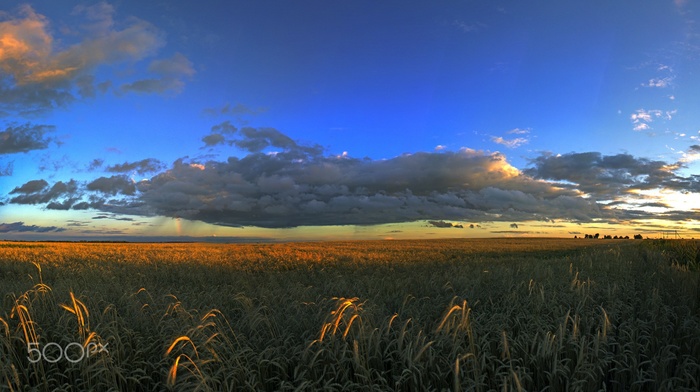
[525,152,697,195]
[0,124,56,154]
[104,136,603,227]
[106,158,165,175]
[0,221,65,233]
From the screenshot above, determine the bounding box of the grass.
[0,238,698,391]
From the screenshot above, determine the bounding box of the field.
[0,238,699,391]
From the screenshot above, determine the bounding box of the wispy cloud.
[451,20,486,33]
[119,53,195,95]
[507,128,530,135]
[203,103,267,117]
[0,161,13,176]
[491,136,528,148]
[629,109,675,131]
[642,77,673,88]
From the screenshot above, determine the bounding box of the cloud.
[629,109,675,131]
[642,77,673,88]
[203,103,267,117]
[491,136,528,149]
[9,179,78,205]
[452,20,486,33]
[86,175,136,195]
[81,129,598,227]
[0,221,65,233]
[10,179,48,194]
[7,128,697,230]
[428,220,463,228]
[106,158,165,175]
[680,144,700,163]
[0,161,12,176]
[630,109,658,124]
[119,53,195,95]
[4,126,612,228]
[92,214,134,221]
[0,123,56,154]
[201,125,323,156]
[201,121,237,147]
[202,133,226,147]
[87,158,104,171]
[524,151,697,198]
[507,128,530,135]
[46,199,78,210]
[0,3,176,115]
[633,123,650,132]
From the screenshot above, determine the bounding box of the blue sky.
[1,1,698,241]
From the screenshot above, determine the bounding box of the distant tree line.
[573,234,644,239]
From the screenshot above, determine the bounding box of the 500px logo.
[27,342,109,363]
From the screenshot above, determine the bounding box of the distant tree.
[624,236,630,239]
[594,233,600,239]
[574,235,578,239]
[634,234,643,239]
[603,235,612,239]
[613,235,618,239]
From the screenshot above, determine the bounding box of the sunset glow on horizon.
[0,1,698,241]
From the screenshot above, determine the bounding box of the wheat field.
[0,238,698,391]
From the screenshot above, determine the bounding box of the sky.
[0,0,699,241]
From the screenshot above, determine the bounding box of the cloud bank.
[3,126,606,228]
[4,126,698,229]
